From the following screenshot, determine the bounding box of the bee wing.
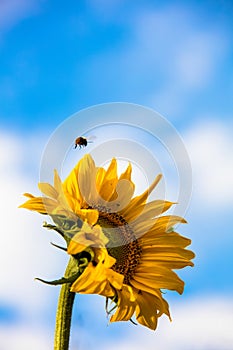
[86,135,96,142]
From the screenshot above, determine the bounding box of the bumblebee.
[74,136,88,149]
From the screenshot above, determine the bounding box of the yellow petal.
[98,178,118,202]
[63,165,82,206]
[95,248,116,268]
[105,158,118,179]
[76,209,99,226]
[133,265,185,294]
[19,196,56,214]
[140,242,195,269]
[23,193,35,198]
[70,263,114,297]
[139,231,192,248]
[108,179,135,212]
[124,200,174,223]
[98,158,118,201]
[95,167,106,192]
[64,193,81,214]
[134,289,170,329]
[134,291,158,330]
[119,163,133,182]
[53,170,73,211]
[67,239,87,255]
[106,163,135,210]
[122,174,162,216]
[38,183,58,199]
[70,249,119,298]
[53,170,63,194]
[133,215,187,238]
[78,154,98,206]
[106,269,124,290]
[68,225,109,255]
[141,246,195,262]
[110,285,136,323]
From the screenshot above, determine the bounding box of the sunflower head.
[20,154,195,330]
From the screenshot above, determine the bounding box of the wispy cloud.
[102,296,233,350]
[0,122,232,349]
[76,4,229,118]
[0,325,51,350]
[0,130,66,318]
[184,118,233,207]
[138,7,227,84]
[1,296,233,349]
[134,6,229,115]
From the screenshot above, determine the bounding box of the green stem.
[54,258,76,350]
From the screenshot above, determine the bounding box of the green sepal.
[129,318,138,326]
[42,221,72,246]
[51,215,81,231]
[43,215,84,246]
[78,257,89,270]
[105,296,118,315]
[51,242,67,252]
[35,271,81,286]
[43,222,65,237]
[73,247,95,262]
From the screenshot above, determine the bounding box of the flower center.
[95,205,142,285]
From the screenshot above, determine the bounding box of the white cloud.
[136,5,228,87]
[0,131,24,167]
[0,326,51,350]
[184,119,233,207]
[0,130,67,318]
[0,126,232,350]
[82,4,229,119]
[174,31,226,88]
[102,296,233,350]
[130,6,229,116]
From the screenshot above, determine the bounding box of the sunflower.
[20,154,194,330]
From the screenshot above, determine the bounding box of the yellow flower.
[20,154,195,330]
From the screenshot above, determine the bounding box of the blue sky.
[1,0,233,131]
[0,1,233,349]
